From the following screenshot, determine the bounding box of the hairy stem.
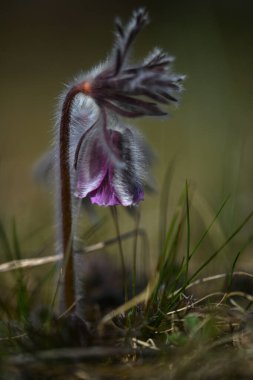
[59,84,83,310]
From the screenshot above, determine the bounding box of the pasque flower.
[54,8,184,310]
[74,118,152,207]
[62,8,184,208]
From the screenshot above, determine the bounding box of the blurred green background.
[1,0,253,272]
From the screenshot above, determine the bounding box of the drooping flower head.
[74,118,153,206]
[63,8,184,207]
[49,8,185,312]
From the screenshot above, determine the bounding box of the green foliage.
[1,182,253,379]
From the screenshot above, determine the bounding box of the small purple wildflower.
[52,7,184,310]
[79,128,144,206]
[74,120,152,206]
[65,8,184,207]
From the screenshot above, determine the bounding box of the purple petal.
[89,170,121,206]
[132,186,144,204]
[113,175,144,206]
[112,127,146,206]
[75,138,108,198]
[89,170,144,207]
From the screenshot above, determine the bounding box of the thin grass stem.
[132,208,140,298]
[158,161,174,252]
[185,181,190,280]
[190,195,230,260]
[111,206,128,302]
[188,209,253,286]
[228,233,253,289]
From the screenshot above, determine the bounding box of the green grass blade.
[227,233,253,289]
[190,195,230,260]
[11,219,30,320]
[157,188,185,271]
[185,181,190,280]
[12,219,22,261]
[188,209,253,288]
[159,160,175,253]
[0,220,13,260]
